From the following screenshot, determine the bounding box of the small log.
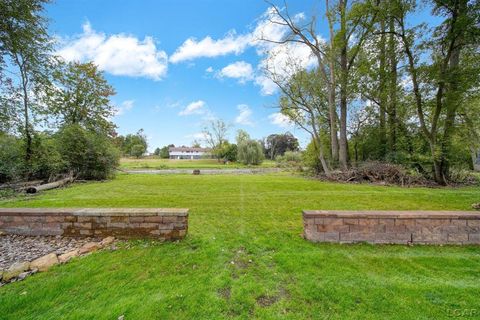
[26,176,74,194]
[0,180,44,191]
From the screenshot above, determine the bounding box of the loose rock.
[79,242,100,254]
[3,261,30,282]
[100,236,115,247]
[58,250,79,263]
[30,253,59,272]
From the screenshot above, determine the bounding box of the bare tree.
[202,119,230,160]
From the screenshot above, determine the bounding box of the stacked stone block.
[0,208,188,240]
[303,210,480,245]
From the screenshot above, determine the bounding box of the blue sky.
[46,0,327,150]
[46,1,437,151]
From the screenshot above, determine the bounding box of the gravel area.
[0,234,98,270]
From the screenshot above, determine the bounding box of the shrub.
[0,134,24,183]
[302,141,323,174]
[237,140,264,165]
[276,151,303,169]
[29,132,65,180]
[56,125,120,180]
[219,143,237,162]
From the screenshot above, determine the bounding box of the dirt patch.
[256,294,279,307]
[217,287,231,301]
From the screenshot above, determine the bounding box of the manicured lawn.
[120,157,277,170]
[1,173,479,319]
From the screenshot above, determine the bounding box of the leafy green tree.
[237,139,264,165]
[265,132,299,160]
[159,146,170,159]
[119,129,148,156]
[131,144,146,158]
[202,119,230,160]
[48,61,116,134]
[0,0,57,161]
[216,142,237,162]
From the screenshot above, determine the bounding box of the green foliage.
[55,125,119,180]
[218,143,237,162]
[118,129,148,157]
[237,139,264,165]
[48,61,116,134]
[159,146,170,159]
[265,132,299,160]
[302,140,323,174]
[131,144,146,159]
[276,151,302,163]
[28,132,64,180]
[0,134,24,183]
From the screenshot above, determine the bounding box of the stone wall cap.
[302,210,480,219]
[0,208,189,217]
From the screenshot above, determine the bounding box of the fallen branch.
[26,176,75,194]
[0,180,44,191]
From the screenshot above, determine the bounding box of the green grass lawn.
[1,173,480,319]
[119,157,277,169]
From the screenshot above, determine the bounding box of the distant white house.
[169,147,211,160]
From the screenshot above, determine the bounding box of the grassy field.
[0,173,480,319]
[120,157,277,170]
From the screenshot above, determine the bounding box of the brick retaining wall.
[303,210,480,245]
[0,208,188,240]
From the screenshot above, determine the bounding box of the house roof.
[169,147,211,152]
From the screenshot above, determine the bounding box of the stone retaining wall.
[303,210,480,245]
[0,208,188,240]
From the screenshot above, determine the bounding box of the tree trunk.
[338,0,349,170]
[26,176,74,194]
[474,148,480,172]
[326,0,339,163]
[378,19,387,159]
[439,0,465,181]
[21,68,32,162]
[387,15,397,154]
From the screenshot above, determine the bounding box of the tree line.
[0,0,120,182]
[264,0,479,184]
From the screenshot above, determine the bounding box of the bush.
[0,134,24,183]
[0,133,64,183]
[219,143,237,162]
[28,132,65,180]
[56,125,120,180]
[302,141,323,174]
[237,140,264,165]
[276,151,303,169]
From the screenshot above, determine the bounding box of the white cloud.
[254,75,278,96]
[58,22,168,80]
[169,31,252,63]
[178,100,207,116]
[186,132,208,140]
[218,61,254,83]
[268,112,293,128]
[115,100,134,116]
[235,104,254,126]
[205,66,214,73]
[252,8,318,95]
